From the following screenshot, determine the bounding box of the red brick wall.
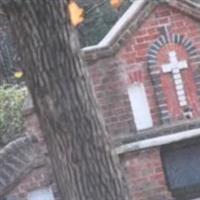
[120,148,173,200]
[89,58,135,136]
[88,4,200,136]
[86,5,200,199]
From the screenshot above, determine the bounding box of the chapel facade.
[1,0,200,200]
[84,1,200,199]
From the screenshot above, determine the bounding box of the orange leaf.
[68,1,84,27]
[110,0,123,9]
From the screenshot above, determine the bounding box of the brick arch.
[147,34,197,66]
[0,137,45,197]
[146,34,197,124]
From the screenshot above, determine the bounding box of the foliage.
[78,0,132,47]
[68,0,124,28]
[0,84,27,145]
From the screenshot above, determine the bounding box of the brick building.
[1,0,200,200]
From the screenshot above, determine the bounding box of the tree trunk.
[1,1,129,200]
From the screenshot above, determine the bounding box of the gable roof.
[82,0,200,62]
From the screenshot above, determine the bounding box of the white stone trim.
[162,51,188,107]
[115,128,200,155]
[82,0,147,53]
[98,0,146,46]
[128,83,153,130]
[28,187,54,200]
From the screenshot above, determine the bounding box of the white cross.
[162,51,188,107]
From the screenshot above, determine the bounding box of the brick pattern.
[120,148,173,200]
[149,37,199,122]
[169,0,200,21]
[120,4,200,124]
[88,4,200,137]
[89,58,136,136]
[128,70,144,85]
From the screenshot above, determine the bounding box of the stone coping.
[113,118,200,145]
[115,127,200,155]
[82,0,146,53]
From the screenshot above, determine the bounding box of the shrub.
[0,84,27,145]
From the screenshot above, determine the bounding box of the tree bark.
[1,1,129,200]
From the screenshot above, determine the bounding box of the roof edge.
[81,0,200,62]
[115,127,200,155]
[88,0,146,50]
[82,0,152,62]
